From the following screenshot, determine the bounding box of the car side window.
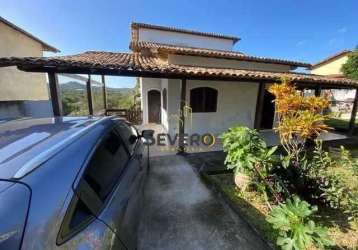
[115,121,138,154]
[84,130,129,201]
[58,129,129,244]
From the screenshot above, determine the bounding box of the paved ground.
[136,123,350,156]
[137,155,270,250]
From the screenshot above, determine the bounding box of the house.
[0,16,59,119]
[1,22,358,151]
[311,50,355,117]
[311,50,352,78]
[131,23,311,136]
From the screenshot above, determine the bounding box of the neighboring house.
[311,50,355,117]
[0,16,59,119]
[131,23,310,136]
[311,50,351,78]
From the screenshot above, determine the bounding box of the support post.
[101,75,107,111]
[178,78,187,154]
[314,85,322,97]
[254,82,266,130]
[348,88,358,135]
[86,74,93,115]
[48,72,63,116]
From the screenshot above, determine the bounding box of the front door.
[148,90,161,123]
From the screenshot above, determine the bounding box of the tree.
[342,47,358,80]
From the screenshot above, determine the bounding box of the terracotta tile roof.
[131,22,240,43]
[0,16,60,53]
[312,50,352,69]
[0,51,357,87]
[130,41,311,68]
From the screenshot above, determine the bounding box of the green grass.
[326,118,358,135]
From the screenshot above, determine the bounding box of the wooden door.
[148,90,161,123]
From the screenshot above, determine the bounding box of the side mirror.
[128,134,138,144]
[141,129,154,139]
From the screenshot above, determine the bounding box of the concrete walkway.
[137,155,270,250]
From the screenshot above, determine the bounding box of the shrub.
[221,126,277,176]
[267,196,334,250]
[268,78,330,164]
[346,190,358,222]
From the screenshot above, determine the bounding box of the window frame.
[190,87,218,113]
[114,120,140,155]
[58,125,132,244]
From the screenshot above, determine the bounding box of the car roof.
[0,116,115,180]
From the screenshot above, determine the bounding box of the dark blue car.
[0,116,150,250]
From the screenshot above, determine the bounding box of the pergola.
[1,51,358,152]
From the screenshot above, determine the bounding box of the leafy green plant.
[303,141,345,208]
[221,126,277,176]
[267,196,334,250]
[346,190,358,222]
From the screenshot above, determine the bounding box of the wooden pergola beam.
[16,65,357,90]
[314,85,322,97]
[47,72,63,116]
[86,75,93,115]
[101,75,107,110]
[349,88,358,135]
[178,78,187,154]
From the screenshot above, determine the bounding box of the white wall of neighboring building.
[311,55,349,76]
[0,21,49,101]
[168,54,292,72]
[138,28,234,51]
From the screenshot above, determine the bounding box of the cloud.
[338,27,348,33]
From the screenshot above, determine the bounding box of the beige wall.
[0,21,49,101]
[311,55,348,76]
[168,54,292,72]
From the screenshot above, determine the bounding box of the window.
[84,130,129,201]
[162,88,167,110]
[190,87,218,112]
[115,121,139,154]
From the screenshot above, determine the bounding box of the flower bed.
[202,168,358,249]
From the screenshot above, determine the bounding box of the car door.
[56,128,130,249]
[97,121,146,249]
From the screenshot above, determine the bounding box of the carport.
[1,51,358,153]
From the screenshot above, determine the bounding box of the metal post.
[101,75,107,111]
[86,75,93,115]
[348,88,358,135]
[178,78,187,154]
[48,72,63,116]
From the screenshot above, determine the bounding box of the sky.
[1,0,357,87]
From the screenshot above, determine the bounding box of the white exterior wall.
[138,28,234,51]
[0,21,49,101]
[168,54,292,72]
[184,80,259,135]
[140,77,162,124]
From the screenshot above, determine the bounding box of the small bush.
[267,196,334,250]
